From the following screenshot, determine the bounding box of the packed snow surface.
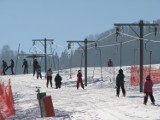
[1,66,160,120]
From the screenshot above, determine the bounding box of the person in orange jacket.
[77,70,84,89]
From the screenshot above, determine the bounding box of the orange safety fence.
[130,66,160,86]
[0,79,15,120]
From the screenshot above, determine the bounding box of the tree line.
[1,19,160,74]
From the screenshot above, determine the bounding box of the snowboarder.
[7,59,14,75]
[116,69,126,97]
[36,64,42,79]
[46,68,53,88]
[22,59,28,74]
[55,73,62,89]
[143,75,155,105]
[77,70,84,89]
[1,60,8,75]
[33,59,39,76]
[107,59,113,67]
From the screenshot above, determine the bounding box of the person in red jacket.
[143,75,155,105]
[77,70,84,89]
[107,59,113,67]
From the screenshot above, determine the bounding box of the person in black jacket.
[55,73,62,89]
[1,60,8,75]
[8,59,14,75]
[33,59,39,76]
[22,59,28,74]
[116,69,126,97]
[36,64,42,79]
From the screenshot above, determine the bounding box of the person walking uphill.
[46,68,53,88]
[1,60,8,75]
[55,73,62,89]
[36,64,42,79]
[33,59,39,76]
[116,69,126,97]
[77,70,84,89]
[8,59,14,75]
[143,75,155,105]
[22,59,28,74]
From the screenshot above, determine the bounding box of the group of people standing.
[45,68,84,89]
[1,58,28,75]
[116,68,155,105]
[1,58,155,104]
[45,68,62,89]
[1,59,14,75]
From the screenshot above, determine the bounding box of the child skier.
[77,70,84,89]
[143,75,155,105]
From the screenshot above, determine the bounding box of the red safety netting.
[130,66,160,86]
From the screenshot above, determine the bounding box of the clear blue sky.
[0,0,160,55]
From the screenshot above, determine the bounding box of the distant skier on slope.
[36,64,42,79]
[7,59,14,75]
[22,59,28,74]
[116,69,126,97]
[46,68,53,88]
[107,59,113,67]
[55,73,62,89]
[77,70,84,89]
[33,59,39,76]
[143,75,155,105]
[1,60,8,75]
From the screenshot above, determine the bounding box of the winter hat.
[119,69,123,74]
[146,75,151,80]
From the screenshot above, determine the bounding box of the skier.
[55,73,62,89]
[7,59,14,75]
[143,75,155,105]
[22,59,28,74]
[33,59,39,76]
[46,68,53,88]
[116,69,126,97]
[107,59,113,67]
[77,70,84,89]
[36,64,42,79]
[1,60,8,75]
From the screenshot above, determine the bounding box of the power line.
[114,20,159,92]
